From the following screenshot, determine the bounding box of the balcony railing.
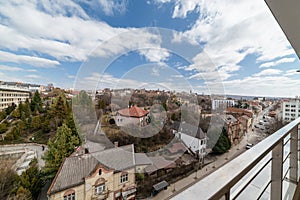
[171,117,300,200]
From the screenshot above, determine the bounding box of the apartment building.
[0,85,30,111]
[212,99,235,110]
[282,98,300,122]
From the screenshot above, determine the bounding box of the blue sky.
[0,0,300,97]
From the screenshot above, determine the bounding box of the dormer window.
[98,169,102,175]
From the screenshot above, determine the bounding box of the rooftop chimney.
[114,141,119,148]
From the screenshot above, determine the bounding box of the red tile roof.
[117,106,149,118]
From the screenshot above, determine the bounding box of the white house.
[116,106,149,126]
[173,122,207,158]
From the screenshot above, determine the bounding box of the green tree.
[30,91,43,113]
[0,168,18,199]
[18,158,41,199]
[5,126,21,141]
[212,128,231,154]
[11,105,21,118]
[5,103,16,115]
[0,123,8,134]
[15,186,32,200]
[31,116,41,131]
[20,99,31,120]
[65,114,81,143]
[42,123,80,179]
[50,94,69,128]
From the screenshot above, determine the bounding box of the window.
[285,109,290,112]
[63,191,75,200]
[120,173,128,183]
[98,169,102,175]
[95,184,105,195]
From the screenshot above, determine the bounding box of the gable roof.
[117,106,149,118]
[174,122,206,139]
[48,154,99,195]
[92,144,135,171]
[48,144,135,195]
[226,107,253,116]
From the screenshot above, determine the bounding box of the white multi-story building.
[282,98,300,122]
[212,99,235,110]
[0,85,30,111]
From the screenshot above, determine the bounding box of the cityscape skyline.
[0,0,300,97]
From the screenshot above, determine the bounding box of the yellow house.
[47,144,136,200]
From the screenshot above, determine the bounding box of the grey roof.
[49,144,135,195]
[175,122,206,139]
[135,153,152,166]
[219,114,237,124]
[92,144,135,171]
[49,154,99,194]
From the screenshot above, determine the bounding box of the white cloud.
[253,69,282,77]
[259,57,296,68]
[0,50,59,68]
[164,0,295,81]
[38,0,90,19]
[91,28,169,64]
[284,69,300,76]
[96,0,128,16]
[67,75,76,79]
[25,74,41,79]
[172,0,201,18]
[0,1,127,62]
[0,65,23,71]
[219,76,300,97]
[0,1,170,65]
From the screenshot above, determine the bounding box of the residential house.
[225,107,254,119]
[238,115,252,134]
[219,114,242,144]
[115,106,149,126]
[173,122,207,158]
[47,145,137,200]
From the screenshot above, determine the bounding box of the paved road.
[146,106,278,200]
[0,143,47,168]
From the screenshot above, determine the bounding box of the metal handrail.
[172,117,300,200]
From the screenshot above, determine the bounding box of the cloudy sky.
[1,0,300,97]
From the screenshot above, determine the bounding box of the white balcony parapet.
[171,117,300,200]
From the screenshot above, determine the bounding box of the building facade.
[0,85,30,111]
[212,99,235,110]
[48,145,137,200]
[219,115,242,144]
[282,99,300,122]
